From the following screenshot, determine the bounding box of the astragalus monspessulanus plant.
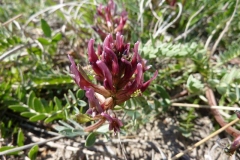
[68,32,158,134]
[65,0,158,137]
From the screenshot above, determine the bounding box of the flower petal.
[96,60,113,90]
[85,87,103,113]
[88,39,103,77]
[104,46,119,75]
[68,55,93,89]
[140,70,158,92]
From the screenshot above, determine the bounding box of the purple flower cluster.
[68,0,158,134]
[92,0,127,41]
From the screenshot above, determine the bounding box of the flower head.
[93,0,128,40]
[68,32,158,133]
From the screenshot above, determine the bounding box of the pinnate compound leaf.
[28,145,39,160]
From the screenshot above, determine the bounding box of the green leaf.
[220,68,238,84]
[0,146,18,155]
[186,75,204,93]
[76,89,85,99]
[228,92,237,102]
[28,145,39,160]
[156,85,170,99]
[27,46,42,56]
[60,129,86,137]
[17,129,24,146]
[44,114,62,123]
[21,112,36,118]
[38,37,51,45]
[52,33,62,42]
[9,105,29,112]
[54,97,62,111]
[58,120,74,129]
[67,118,84,130]
[33,97,45,113]
[216,85,228,95]
[28,91,36,107]
[77,99,87,107]
[41,19,51,37]
[68,89,76,102]
[46,100,53,113]
[7,37,15,45]
[85,132,97,147]
[96,124,109,133]
[29,114,47,122]
[53,125,68,132]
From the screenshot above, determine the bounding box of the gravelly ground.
[31,114,239,160]
[2,109,239,160]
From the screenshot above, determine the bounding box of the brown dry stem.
[206,87,240,138]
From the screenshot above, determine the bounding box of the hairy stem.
[84,119,106,132]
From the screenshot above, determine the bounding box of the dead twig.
[0,135,64,155]
[172,103,240,111]
[2,14,23,26]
